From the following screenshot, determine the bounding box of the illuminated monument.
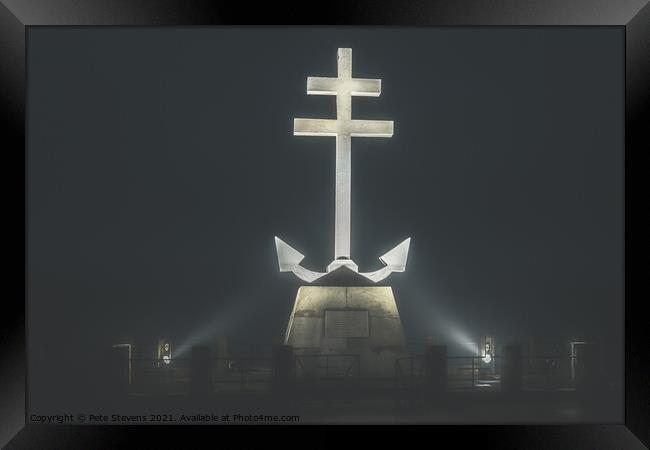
[275,49,409,376]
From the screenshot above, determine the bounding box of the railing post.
[472,357,475,389]
[424,345,447,396]
[240,359,245,391]
[272,344,294,394]
[214,336,229,384]
[394,359,399,389]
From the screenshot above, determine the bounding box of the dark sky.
[27,27,623,411]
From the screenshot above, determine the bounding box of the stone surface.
[285,286,407,377]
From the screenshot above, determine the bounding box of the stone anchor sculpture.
[274,47,410,284]
[275,49,409,378]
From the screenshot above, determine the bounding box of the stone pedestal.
[574,342,602,394]
[272,344,295,392]
[502,344,523,393]
[190,345,211,396]
[284,286,406,378]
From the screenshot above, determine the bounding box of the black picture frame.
[1,1,647,448]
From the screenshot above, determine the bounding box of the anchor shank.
[335,133,352,259]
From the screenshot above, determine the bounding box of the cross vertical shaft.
[335,48,352,259]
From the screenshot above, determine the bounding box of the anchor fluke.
[379,237,411,271]
[358,238,411,283]
[274,236,327,283]
[274,236,304,271]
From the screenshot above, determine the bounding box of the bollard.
[215,336,229,378]
[423,345,447,395]
[272,344,294,393]
[501,344,523,394]
[574,342,602,395]
[109,345,131,398]
[190,345,211,397]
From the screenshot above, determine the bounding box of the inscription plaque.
[325,310,369,338]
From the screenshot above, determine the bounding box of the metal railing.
[121,353,584,395]
[127,357,273,394]
[395,355,579,392]
[295,354,361,379]
[126,354,363,395]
